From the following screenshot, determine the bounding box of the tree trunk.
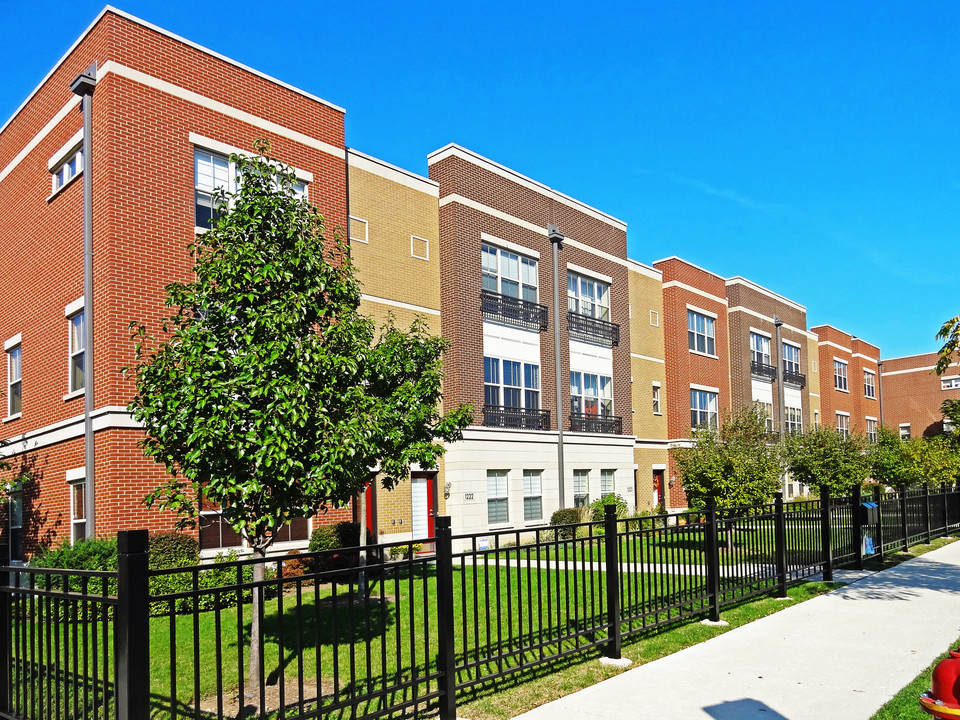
[248,541,266,710]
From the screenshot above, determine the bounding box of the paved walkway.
[505,540,960,720]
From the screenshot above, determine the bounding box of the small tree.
[869,426,909,489]
[126,141,470,689]
[902,436,960,488]
[671,403,783,509]
[936,315,960,375]
[782,426,869,496]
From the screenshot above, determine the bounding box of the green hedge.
[549,508,581,539]
[589,494,629,521]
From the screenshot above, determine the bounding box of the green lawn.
[871,634,960,720]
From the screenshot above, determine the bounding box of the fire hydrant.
[920,650,960,718]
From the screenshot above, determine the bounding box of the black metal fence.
[2,484,959,720]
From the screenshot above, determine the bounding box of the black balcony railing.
[480,290,548,332]
[750,360,778,380]
[569,412,623,434]
[782,366,807,388]
[483,405,551,430]
[566,311,620,346]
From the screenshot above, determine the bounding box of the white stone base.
[700,618,729,627]
[599,656,633,669]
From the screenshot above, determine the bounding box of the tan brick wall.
[628,264,668,441]
[806,337,821,428]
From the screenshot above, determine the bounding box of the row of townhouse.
[1,9,955,560]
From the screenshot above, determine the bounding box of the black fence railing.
[3,485,959,720]
[750,360,778,380]
[569,412,623,434]
[482,405,551,430]
[480,290,548,332]
[566,311,620,346]
[782,366,807,388]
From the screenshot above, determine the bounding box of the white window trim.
[836,410,851,416]
[48,129,84,199]
[864,369,877,399]
[480,232,540,260]
[484,356,541,410]
[566,262,612,285]
[411,235,429,261]
[348,216,369,244]
[783,339,802,348]
[522,470,543,523]
[652,383,662,416]
[65,297,84,399]
[4,333,20,352]
[189,133,313,183]
[748,326,772,339]
[64,296,84,318]
[690,383,721,393]
[689,349,719,360]
[687,308,718,358]
[649,310,659,327]
[685,303,718,320]
[6,341,21,422]
[66,468,86,544]
[833,357,849,393]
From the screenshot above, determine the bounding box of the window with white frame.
[833,360,848,391]
[69,310,85,393]
[573,469,589,508]
[71,480,87,542]
[568,272,610,321]
[899,424,911,440]
[52,146,83,193]
[864,370,876,399]
[7,344,21,417]
[785,406,803,434]
[814,410,819,427]
[601,469,615,498]
[762,402,774,433]
[650,310,659,327]
[836,413,850,439]
[570,372,612,416]
[482,244,538,302]
[411,235,429,260]
[866,418,878,444]
[942,377,960,390]
[487,470,509,524]
[750,332,771,366]
[945,419,956,434]
[782,343,801,375]
[9,484,23,563]
[687,310,716,356]
[199,494,243,549]
[653,383,661,415]
[348,216,368,243]
[690,389,718,429]
[523,470,542,521]
[484,357,540,409]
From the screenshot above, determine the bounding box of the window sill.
[2,413,21,424]
[46,171,82,203]
[63,388,85,402]
[487,523,513,532]
[834,387,850,394]
[653,412,663,417]
[689,349,718,360]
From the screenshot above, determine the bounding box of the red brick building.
[811,325,881,443]
[653,257,731,509]
[0,8,350,560]
[880,352,960,439]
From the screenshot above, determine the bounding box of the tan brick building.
[347,148,445,544]
[811,325,881,442]
[880,352,960,439]
[0,8,350,560]
[627,260,670,509]
[429,145,637,536]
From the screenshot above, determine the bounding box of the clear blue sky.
[5,1,957,359]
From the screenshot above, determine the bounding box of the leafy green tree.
[936,315,960,374]
[903,436,960,488]
[869,426,909,488]
[126,141,470,688]
[671,403,783,509]
[782,425,870,496]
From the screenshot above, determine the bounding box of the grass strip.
[872,634,960,720]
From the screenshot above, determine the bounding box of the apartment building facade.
[429,145,637,536]
[880,352,960,439]
[811,325,881,443]
[653,257,731,509]
[346,148,445,545]
[627,260,670,509]
[0,8,351,560]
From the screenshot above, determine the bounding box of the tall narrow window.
[9,485,22,563]
[52,146,83,192]
[573,469,589,508]
[864,370,876,399]
[763,402,774,433]
[785,407,803,434]
[194,149,231,228]
[69,311,85,393]
[833,360,848,391]
[487,470,509,524]
[782,343,801,375]
[836,413,850,439]
[7,344,21,416]
[71,481,87,542]
[899,424,911,440]
[523,470,542,521]
[687,310,716,356]
[652,384,661,414]
[750,332,771,366]
[866,418,878,444]
[690,389,718,428]
[568,273,610,321]
[601,470,615,498]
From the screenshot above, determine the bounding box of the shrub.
[148,531,199,570]
[388,542,423,560]
[309,521,374,572]
[280,549,311,577]
[550,508,581,540]
[589,494,629,521]
[32,535,118,573]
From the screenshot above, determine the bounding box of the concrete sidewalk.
[509,540,960,720]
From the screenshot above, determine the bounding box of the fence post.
[434,516,457,720]
[774,493,787,598]
[900,491,909,551]
[874,486,885,559]
[944,484,951,535]
[705,497,722,622]
[603,504,622,659]
[852,484,863,571]
[819,486,833,582]
[924,484,932,544]
[0,572,9,715]
[116,529,150,720]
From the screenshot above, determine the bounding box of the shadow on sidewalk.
[838,560,960,602]
[704,698,790,719]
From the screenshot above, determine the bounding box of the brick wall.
[882,352,960,437]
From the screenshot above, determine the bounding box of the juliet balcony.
[750,360,778,381]
[782,366,807,389]
[566,311,620,347]
[480,290,548,332]
[482,405,551,431]
[568,412,623,434]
